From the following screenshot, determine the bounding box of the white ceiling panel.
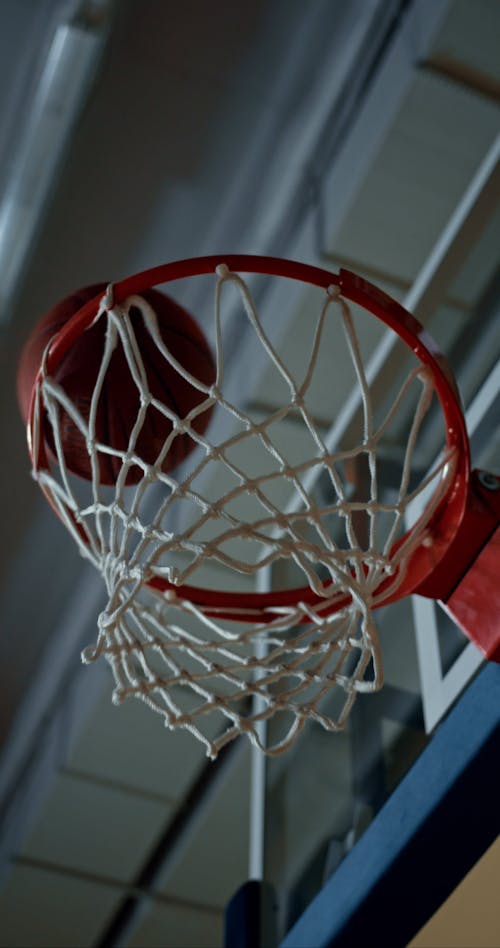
[68,687,218,802]
[430,0,500,81]
[329,72,499,284]
[17,772,172,883]
[128,900,223,948]
[0,862,119,948]
[450,206,500,304]
[162,747,251,908]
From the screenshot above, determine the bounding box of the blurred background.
[0,1,499,946]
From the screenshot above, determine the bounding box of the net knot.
[103,554,151,591]
[81,643,99,663]
[207,445,223,462]
[97,610,113,632]
[215,263,230,279]
[103,283,114,310]
[172,418,191,436]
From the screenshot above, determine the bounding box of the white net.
[31,264,456,757]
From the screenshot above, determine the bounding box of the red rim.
[27,255,471,619]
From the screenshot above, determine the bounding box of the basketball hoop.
[18,256,500,757]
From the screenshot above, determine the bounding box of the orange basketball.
[17,284,216,484]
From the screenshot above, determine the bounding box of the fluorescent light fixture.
[0,21,105,321]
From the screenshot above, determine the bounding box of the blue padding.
[282,662,500,948]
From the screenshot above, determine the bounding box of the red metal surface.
[441,524,500,661]
[417,470,500,661]
[26,255,480,624]
[415,470,500,600]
